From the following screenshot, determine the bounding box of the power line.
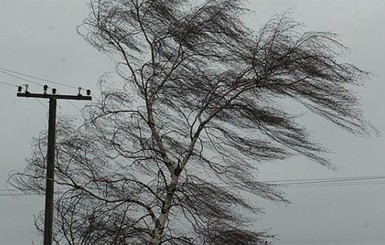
[52,91,84,114]
[34,99,49,109]
[0,69,43,87]
[3,175,385,197]
[0,80,19,88]
[0,80,49,109]
[0,66,79,89]
[264,175,385,188]
[0,193,39,197]
[265,175,385,184]
[0,66,103,105]
[278,237,385,244]
[66,100,83,114]
[0,67,95,110]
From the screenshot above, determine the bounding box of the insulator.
[86,89,91,96]
[52,88,56,95]
[17,86,22,93]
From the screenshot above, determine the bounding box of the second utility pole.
[17,85,91,245]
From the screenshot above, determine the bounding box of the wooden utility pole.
[17,85,91,245]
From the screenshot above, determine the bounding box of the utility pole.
[17,85,91,245]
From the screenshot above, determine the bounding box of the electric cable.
[0,80,49,109]
[0,66,79,89]
[278,237,385,244]
[2,175,385,197]
[66,100,83,114]
[264,175,385,188]
[0,80,19,88]
[33,99,49,109]
[0,66,104,105]
[0,69,43,87]
[265,175,385,184]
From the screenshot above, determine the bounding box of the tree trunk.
[151,175,179,244]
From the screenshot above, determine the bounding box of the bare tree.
[11,0,374,244]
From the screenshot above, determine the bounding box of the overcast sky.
[1,1,384,244]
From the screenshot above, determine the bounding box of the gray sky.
[1,1,384,244]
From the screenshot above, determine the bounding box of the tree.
[10,0,374,244]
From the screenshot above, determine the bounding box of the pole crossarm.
[17,92,92,100]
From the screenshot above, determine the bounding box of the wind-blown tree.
[11,0,374,244]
